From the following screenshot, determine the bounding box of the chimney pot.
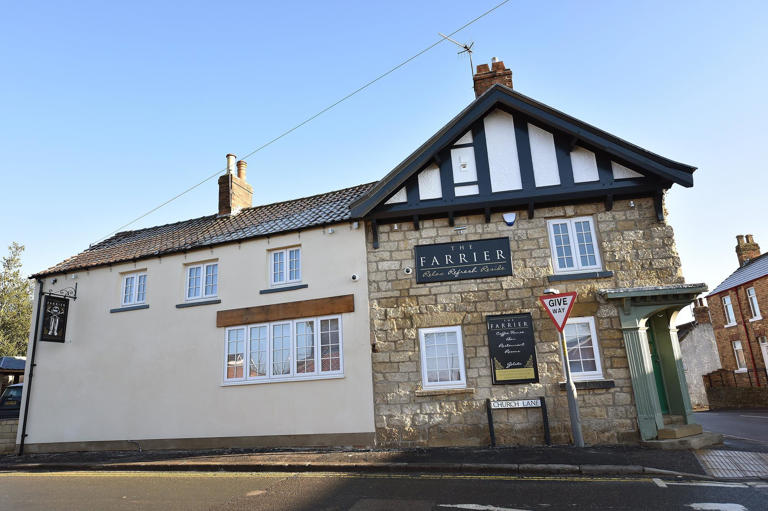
[226,154,237,174]
[737,234,745,245]
[747,234,754,244]
[236,160,247,180]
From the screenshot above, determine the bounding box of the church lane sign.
[414,237,512,284]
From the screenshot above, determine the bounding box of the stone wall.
[0,419,18,454]
[366,197,684,447]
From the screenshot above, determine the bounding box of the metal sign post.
[538,291,584,448]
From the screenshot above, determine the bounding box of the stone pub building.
[353,59,707,446]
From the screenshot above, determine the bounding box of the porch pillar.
[621,324,664,441]
[649,311,695,424]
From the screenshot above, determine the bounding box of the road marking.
[739,415,768,419]
[0,471,654,484]
[439,505,531,511]
[724,434,767,443]
[666,481,749,489]
[687,504,747,511]
[653,478,667,488]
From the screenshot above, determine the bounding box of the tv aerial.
[438,33,475,77]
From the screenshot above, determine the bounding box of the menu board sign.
[486,312,539,385]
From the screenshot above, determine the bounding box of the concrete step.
[642,431,722,450]
[657,423,703,440]
[663,415,685,426]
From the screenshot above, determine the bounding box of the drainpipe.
[18,279,44,455]
[734,285,762,386]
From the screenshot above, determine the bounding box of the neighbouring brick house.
[350,59,708,446]
[704,235,768,408]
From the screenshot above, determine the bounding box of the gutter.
[17,279,44,455]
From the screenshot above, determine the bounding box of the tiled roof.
[0,356,25,372]
[708,252,768,296]
[33,182,376,278]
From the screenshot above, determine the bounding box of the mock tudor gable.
[352,67,695,245]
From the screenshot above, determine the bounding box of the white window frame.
[547,217,602,274]
[121,272,147,306]
[269,247,301,287]
[722,295,737,327]
[747,287,761,321]
[418,325,467,390]
[223,314,343,385]
[732,340,748,372]
[561,316,604,381]
[185,262,218,301]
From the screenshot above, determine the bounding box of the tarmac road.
[694,409,768,451]
[0,471,766,511]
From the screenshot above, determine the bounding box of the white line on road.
[653,478,668,488]
[666,481,749,488]
[723,433,767,443]
[439,505,531,511]
[686,504,747,511]
[739,415,768,419]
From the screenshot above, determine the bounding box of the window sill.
[734,369,748,374]
[749,316,762,322]
[221,373,344,386]
[558,379,615,390]
[724,323,738,329]
[176,299,221,309]
[110,304,149,313]
[260,284,308,294]
[548,271,613,282]
[415,387,475,397]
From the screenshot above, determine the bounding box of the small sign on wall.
[40,295,68,343]
[486,312,539,384]
[414,237,512,284]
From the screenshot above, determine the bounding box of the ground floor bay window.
[224,315,343,384]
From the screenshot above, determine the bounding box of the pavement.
[0,445,709,478]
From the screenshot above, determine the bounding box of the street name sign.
[490,398,541,409]
[538,292,578,332]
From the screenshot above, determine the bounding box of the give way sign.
[538,292,578,332]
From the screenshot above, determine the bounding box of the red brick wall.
[708,275,768,385]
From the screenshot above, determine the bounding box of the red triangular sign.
[538,292,578,333]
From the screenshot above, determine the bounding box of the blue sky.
[1,1,767,320]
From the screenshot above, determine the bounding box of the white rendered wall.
[611,161,643,179]
[484,109,522,192]
[417,164,442,200]
[385,187,407,204]
[570,146,600,183]
[528,123,560,187]
[18,224,374,446]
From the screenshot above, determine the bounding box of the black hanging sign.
[414,237,512,284]
[40,295,68,343]
[486,312,539,385]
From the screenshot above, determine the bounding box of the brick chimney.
[473,57,513,98]
[693,298,711,324]
[218,154,253,216]
[736,234,761,266]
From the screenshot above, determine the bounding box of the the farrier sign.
[414,237,512,284]
[40,295,68,343]
[486,312,539,384]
